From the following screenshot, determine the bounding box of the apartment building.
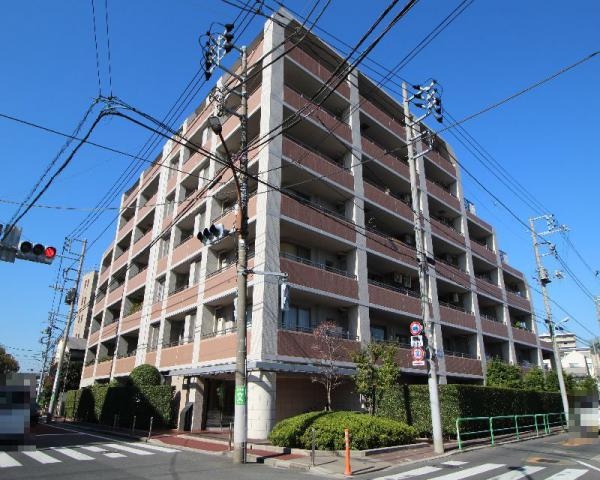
[80,10,553,438]
[73,270,98,339]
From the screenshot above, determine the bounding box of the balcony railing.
[280,252,355,278]
[201,326,238,339]
[363,177,412,206]
[280,322,358,340]
[367,278,419,298]
[444,349,477,359]
[162,336,194,348]
[283,189,349,222]
[480,313,502,323]
[439,300,470,313]
[116,349,137,359]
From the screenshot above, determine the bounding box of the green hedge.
[269,411,417,450]
[64,384,174,429]
[378,384,563,437]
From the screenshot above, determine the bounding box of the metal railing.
[280,322,358,340]
[367,278,419,298]
[443,349,476,359]
[280,252,355,278]
[456,412,566,450]
[438,300,471,314]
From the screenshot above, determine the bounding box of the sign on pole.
[409,321,423,336]
[410,335,423,348]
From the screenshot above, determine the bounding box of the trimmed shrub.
[269,411,327,447]
[378,384,563,437]
[129,364,161,387]
[269,411,417,450]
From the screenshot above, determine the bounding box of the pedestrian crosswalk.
[376,460,592,480]
[0,441,180,468]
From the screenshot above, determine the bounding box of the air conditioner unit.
[450,292,460,303]
[443,253,454,263]
[403,234,414,245]
[400,193,412,204]
[402,276,412,288]
[393,272,403,284]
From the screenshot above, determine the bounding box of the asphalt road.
[367,433,600,480]
[0,423,313,480]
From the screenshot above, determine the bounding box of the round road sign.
[412,347,425,361]
[409,321,423,336]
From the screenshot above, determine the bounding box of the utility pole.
[529,215,569,423]
[47,239,86,419]
[402,81,444,454]
[203,24,248,464]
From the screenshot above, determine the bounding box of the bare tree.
[311,321,346,411]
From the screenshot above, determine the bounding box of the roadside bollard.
[228,423,233,451]
[113,414,118,430]
[311,428,316,467]
[147,417,154,441]
[344,428,352,476]
[132,416,137,433]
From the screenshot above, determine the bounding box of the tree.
[310,321,347,411]
[353,342,398,415]
[523,367,546,391]
[545,369,575,392]
[571,375,598,394]
[485,358,522,389]
[129,364,161,387]
[0,346,19,374]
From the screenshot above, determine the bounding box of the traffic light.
[197,223,230,245]
[16,240,57,264]
[280,281,290,312]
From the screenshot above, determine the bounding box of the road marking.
[80,445,108,453]
[23,451,61,464]
[0,452,22,468]
[380,466,443,479]
[103,443,154,455]
[487,466,545,479]
[441,461,468,466]
[129,442,179,453]
[575,460,600,473]
[427,463,504,480]
[53,448,94,461]
[544,469,589,480]
[104,452,126,458]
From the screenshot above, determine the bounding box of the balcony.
[363,180,413,221]
[112,250,129,272]
[467,210,493,233]
[120,309,142,334]
[511,326,537,346]
[281,253,358,300]
[101,321,119,341]
[98,266,110,287]
[365,228,417,267]
[283,85,352,143]
[172,235,201,266]
[132,230,152,258]
[166,284,199,316]
[431,217,465,246]
[506,291,531,312]
[282,137,353,190]
[445,355,483,376]
[150,300,163,320]
[367,279,421,315]
[156,255,168,276]
[439,303,476,330]
[95,359,112,377]
[436,261,470,288]
[426,179,460,212]
[281,195,356,242]
[204,258,255,299]
[138,194,156,222]
[360,96,406,140]
[126,268,147,293]
[82,364,94,379]
[286,42,350,98]
[503,262,524,280]
[480,316,508,338]
[88,329,101,347]
[113,355,136,375]
[106,284,124,307]
[92,298,104,317]
[160,342,193,367]
[222,88,262,138]
[361,136,410,180]
[118,216,135,241]
[475,277,503,301]
[199,330,251,362]
[470,240,497,264]
[394,344,427,371]
[424,149,455,177]
[144,160,161,183]
[277,329,358,361]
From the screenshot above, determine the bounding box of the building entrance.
[204,379,234,429]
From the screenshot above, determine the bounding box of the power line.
[104,0,114,95]
[90,0,102,95]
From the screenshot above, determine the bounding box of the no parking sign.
[409,321,423,336]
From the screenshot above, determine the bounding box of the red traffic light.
[45,246,57,259]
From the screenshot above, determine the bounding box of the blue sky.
[1,1,599,371]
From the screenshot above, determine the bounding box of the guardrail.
[456,412,566,450]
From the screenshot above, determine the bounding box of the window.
[370,326,386,342]
[281,242,311,261]
[282,306,311,331]
[219,251,235,269]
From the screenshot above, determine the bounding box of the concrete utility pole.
[48,239,86,419]
[203,25,248,463]
[529,216,569,423]
[402,82,444,454]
